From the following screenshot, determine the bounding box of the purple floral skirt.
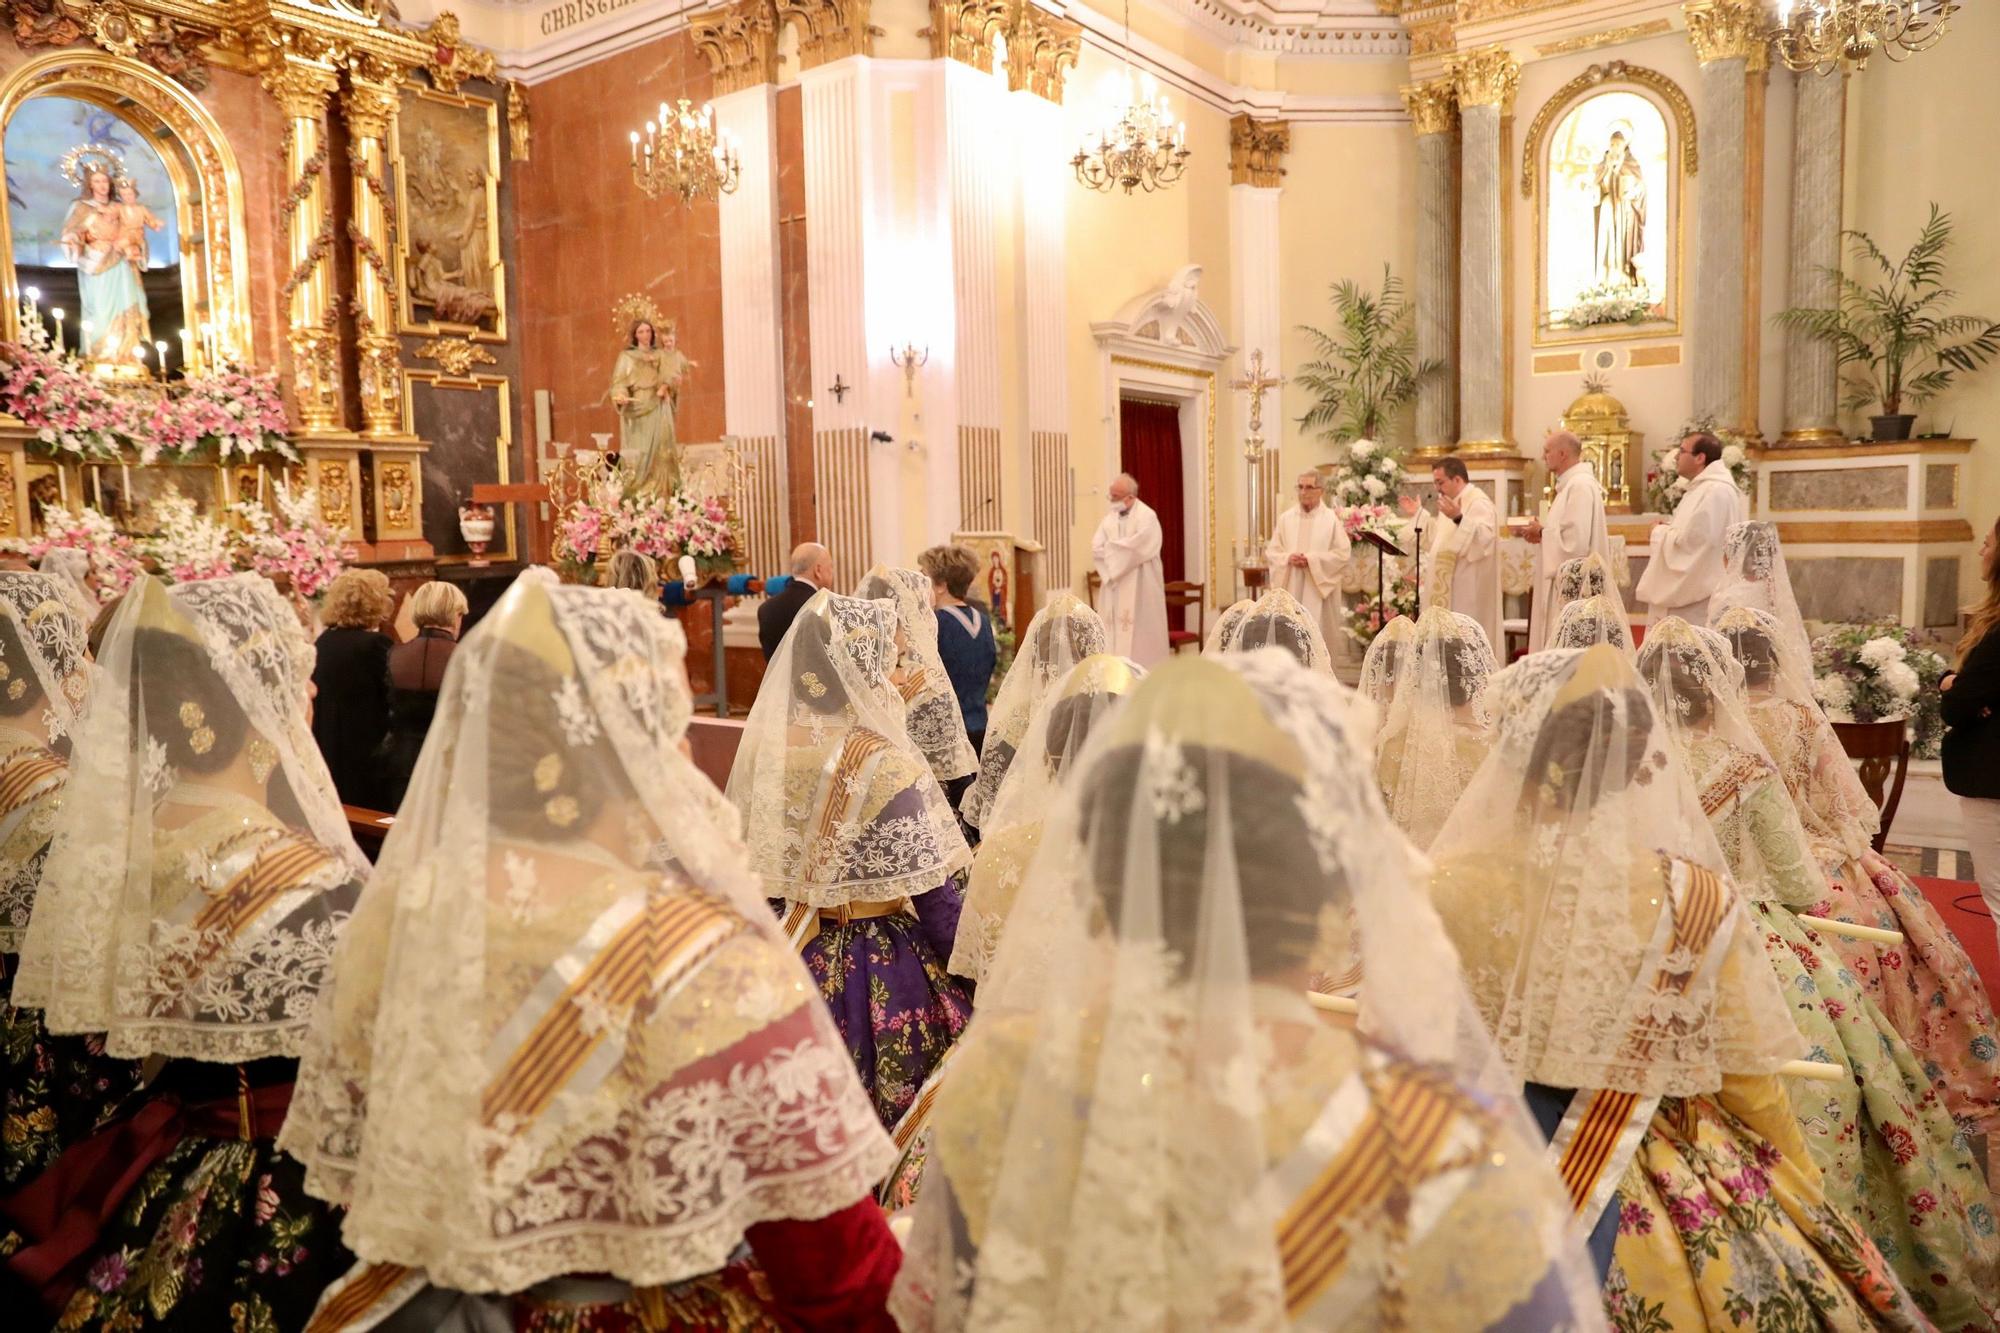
[1,953,141,1191]
[793,875,974,1129]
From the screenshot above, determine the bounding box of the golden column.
[263,54,346,436]
[344,61,410,440]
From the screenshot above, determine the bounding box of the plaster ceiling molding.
[1403,0,1686,77]
[1037,0,1406,59]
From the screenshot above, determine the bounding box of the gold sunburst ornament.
[58,143,126,190]
[1769,0,1958,73]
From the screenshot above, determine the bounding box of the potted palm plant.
[1775,204,2000,442]
[1295,266,1440,446]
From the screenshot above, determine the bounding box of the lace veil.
[894,650,1602,1330]
[14,573,365,1060]
[1375,606,1495,846]
[1426,645,1802,1097]
[1711,521,1813,671]
[1550,591,1634,654]
[726,588,969,906]
[1715,604,1878,859]
[1551,551,1626,623]
[855,564,977,783]
[1355,613,1416,709]
[0,575,89,951]
[280,576,892,1294]
[1213,587,1334,672]
[1203,597,1253,652]
[959,592,1105,829]
[32,549,98,622]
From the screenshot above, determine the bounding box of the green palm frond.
[1294,265,1439,445]
[1777,205,2000,416]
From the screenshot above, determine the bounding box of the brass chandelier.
[1072,0,1190,194]
[629,99,741,204]
[1768,0,1958,74]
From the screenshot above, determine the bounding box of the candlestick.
[154,340,168,378]
[121,461,131,503]
[51,308,63,354]
[221,465,234,507]
[56,466,68,506]
[91,466,103,510]
[257,464,268,503]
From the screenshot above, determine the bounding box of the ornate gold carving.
[775,0,873,71]
[1455,0,1578,20]
[1448,45,1519,111]
[690,0,780,95]
[1227,115,1290,187]
[928,0,1009,69]
[1005,1,1079,103]
[1409,16,1455,58]
[506,80,531,161]
[1519,61,1697,198]
[0,450,15,537]
[1683,0,1765,65]
[417,11,497,93]
[1535,18,1673,57]
[5,2,213,90]
[415,335,498,376]
[393,84,506,340]
[317,459,353,532]
[379,460,415,530]
[1400,77,1458,135]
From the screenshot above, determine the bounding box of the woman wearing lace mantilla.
[0,576,138,1189]
[895,650,1605,1331]
[958,592,1105,833]
[854,565,979,787]
[1551,551,1626,622]
[1720,604,2000,1137]
[727,589,973,1128]
[1711,521,1816,670]
[281,575,902,1331]
[1355,612,1415,709]
[1207,586,1335,672]
[1550,591,1634,654]
[948,653,1143,985]
[1374,605,1495,848]
[1429,645,1929,1330]
[1203,597,1253,653]
[1636,619,1999,1328]
[7,574,367,1331]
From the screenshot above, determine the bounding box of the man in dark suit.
[759,542,836,660]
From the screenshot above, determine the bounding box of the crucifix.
[1231,348,1287,560]
[829,374,852,404]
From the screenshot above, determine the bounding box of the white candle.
[257,464,267,503]
[121,461,131,497]
[56,467,68,505]
[221,466,234,506]
[154,340,168,376]
[91,467,103,509]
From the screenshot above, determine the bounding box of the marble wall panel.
[1925,555,1961,628]
[1790,555,1903,624]
[1767,466,1908,512]
[1925,463,1959,510]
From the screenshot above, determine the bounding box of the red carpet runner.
[1913,876,2000,1003]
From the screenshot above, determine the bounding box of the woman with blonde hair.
[375,579,469,811]
[312,567,396,807]
[1944,514,2000,951]
[605,548,659,595]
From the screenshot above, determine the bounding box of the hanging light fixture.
[1072,0,1190,195]
[629,98,741,204]
[1768,0,1958,74]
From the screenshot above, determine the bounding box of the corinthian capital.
[1449,45,1520,112]
[1683,0,1766,65]
[1400,77,1459,136]
[691,0,781,95]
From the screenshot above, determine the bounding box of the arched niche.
[0,51,253,370]
[1523,61,1696,348]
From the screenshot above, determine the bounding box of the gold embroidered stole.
[0,743,65,823]
[1547,857,1732,1229]
[780,729,893,950]
[482,885,742,1137]
[1273,1058,1482,1326]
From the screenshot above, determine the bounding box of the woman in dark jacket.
[311,568,395,809]
[1942,515,2000,952]
[919,544,997,814]
[375,579,467,811]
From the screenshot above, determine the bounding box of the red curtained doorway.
[1118,397,1186,587]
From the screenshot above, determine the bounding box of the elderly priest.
[1264,470,1352,650]
[1525,430,1611,652]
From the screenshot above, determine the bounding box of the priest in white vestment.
[1634,433,1748,627]
[1525,431,1611,652]
[1263,470,1352,651]
[1092,472,1170,667]
[1402,456,1500,658]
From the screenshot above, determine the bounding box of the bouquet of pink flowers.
[552,474,739,583]
[232,481,351,599]
[12,502,143,598]
[0,333,126,459]
[174,367,296,463]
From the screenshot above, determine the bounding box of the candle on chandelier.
[629,131,639,164]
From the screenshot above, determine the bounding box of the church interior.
[2,0,2000,1327]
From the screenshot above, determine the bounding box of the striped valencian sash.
[780,730,894,952]
[898,667,931,704]
[1697,747,1775,819]
[482,885,742,1138]
[152,827,341,997]
[0,744,65,823]
[1547,857,1734,1229]
[1272,1057,1483,1327]
[302,1262,423,1333]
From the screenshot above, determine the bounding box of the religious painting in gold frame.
[1525,63,1694,349]
[392,83,506,342]
[0,51,253,369]
[404,367,515,563]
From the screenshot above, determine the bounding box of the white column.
[1782,69,1844,442]
[1014,88,1072,590]
[713,84,789,571]
[1229,182,1283,547]
[1685,0,1766,438]
[1402,77,1459,455]
[1450,47,1517,455]
[945,59,1007,534]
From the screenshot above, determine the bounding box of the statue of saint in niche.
[608,318,692,496]
[1592,126,1645,290]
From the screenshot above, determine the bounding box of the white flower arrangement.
[1328,437,1406,511]
[1548,282,1659,331]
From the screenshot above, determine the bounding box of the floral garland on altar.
[551,466,737,585]
[0,323,294,464]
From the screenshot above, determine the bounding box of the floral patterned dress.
[1606,1075,1933,1333]
[1751,695,2000,1137]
